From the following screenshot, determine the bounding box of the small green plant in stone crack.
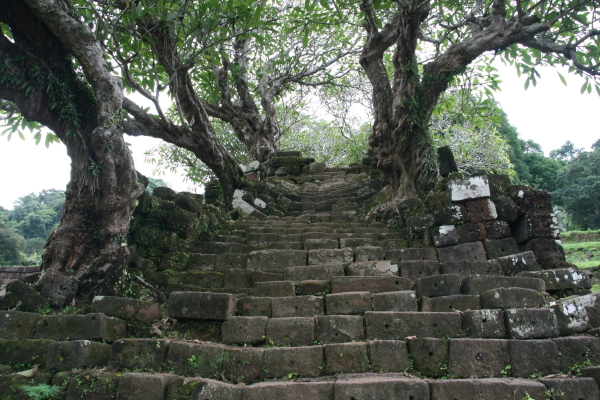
[522,393,537,400]
[569,350,593,375]
[500,364,512,377]
[20,384,62,400]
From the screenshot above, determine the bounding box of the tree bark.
[359,0,550,203]
[126,18,244,203]
[1,0,143,305]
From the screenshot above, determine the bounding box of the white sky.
[0,60,599,210]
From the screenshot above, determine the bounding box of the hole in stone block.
[482,319,487,323]
[428,352,433,356]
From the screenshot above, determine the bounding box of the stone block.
[0,372,54,400]
[447,175,490,202]
[465,199,497,223]
[0,311,39,339]
[523,238,566,263]
[493,196,519,222]
[0,339,53,368]
[385,248,437,263]
[305,239,338,250]
[47,340,111,372]
[91,296,162,325]
[429,378,546,400]
[0,292,19,311]
[247,250,307,272]
[315,315,364,343]
[440,261,471,277]
[238,296,272,317]
[519,268,592,291]
[252,270,283,283]
[271,295,324,318]
[266,317,314,346]
[243,381,334,400]
[439,204,469,225]
[497,251,540,275]
[165,341,226,378]
[421,295,480,312]
[308,248,353,265]
[399,260,439,281]
[331,276,411,294]
[346,261,398,277]
[354,246,385,262]
[381,239,409,250]
[253,281,295,297]
[582,366,600,387]
[215,254,248,271]
[479,287,545,310]
[504,308,559,339]
[462,275,545,295]
[373,291,418,312]
[297,280,331,296]
[507,185,553,215]
[437,242,487,264]
[463,309,507,338]
[552,336,600,373]
[188,378,242,400]
[167,292,237,321]
[224,269,253,287]
[5,281,46,311]
[116,372,177,400]
[222,316,267,345]
[543,378,600,400]
[283,263,344,282]
[457,222,486,243]
[334,374,430,400]
[65,370,121,400]
[408,338,449,377]
[513,213,560,243]
[431,225,459,247]
[551,293,600,335]
[326,292,371,315]
[263,346,323,379]
[368,340,410,372]
[339,237,373,248]
[187,253,217,271]
[484,220,511,239]
[509,339,560,378]
[406,214,437,232]
[111,339,170,372]
[415,274,461,298]
[222,347,265,384]
[34,314,125,342]
[324,342,368,374]
[448,339,509,378]
[483,237,520,258]
[365,312,462,340]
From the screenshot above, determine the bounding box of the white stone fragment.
[231,189,258,215]
[254,198,267,209]
[447,175,491,202]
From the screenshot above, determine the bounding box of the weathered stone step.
[1,368,597,400]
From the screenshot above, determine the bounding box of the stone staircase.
[1,156,600,399]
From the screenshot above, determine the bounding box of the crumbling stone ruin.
[1,151,600,399]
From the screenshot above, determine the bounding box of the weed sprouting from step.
[20,384,62,400]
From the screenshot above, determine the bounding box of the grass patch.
[563,241,600,269]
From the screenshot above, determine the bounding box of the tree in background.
[554,140,600,230]
[356,0,599,207]
[431,114,515,177]
[550,140,585,162]
[0,217,24,266]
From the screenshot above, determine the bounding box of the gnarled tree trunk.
[359,0,550,204]
[1,0,143,305]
